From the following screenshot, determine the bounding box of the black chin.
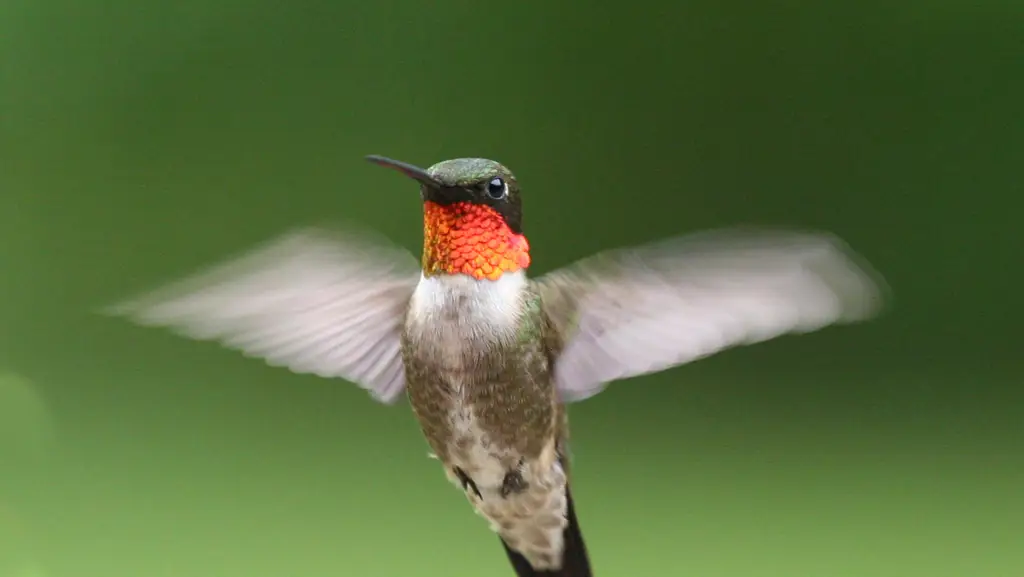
[421,185,523,235]
[422,185,475,206]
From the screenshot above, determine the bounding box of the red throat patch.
[422,201,531,280]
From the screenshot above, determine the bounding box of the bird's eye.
[486,177,507,199]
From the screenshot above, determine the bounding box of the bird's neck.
[421,201,531,281]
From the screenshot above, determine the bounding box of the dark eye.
[486,177,507,199]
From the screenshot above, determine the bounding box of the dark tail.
[500,484,593,577]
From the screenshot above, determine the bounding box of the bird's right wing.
[102,227,422,404]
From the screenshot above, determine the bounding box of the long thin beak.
[365,155,439,187]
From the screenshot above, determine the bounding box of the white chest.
[406,270,527,359]
[406,271,529,482]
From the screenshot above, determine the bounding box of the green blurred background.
[1,1,1022,576]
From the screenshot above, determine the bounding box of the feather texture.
[536,228,887,402]
[102,227,420,404]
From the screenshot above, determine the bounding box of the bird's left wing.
[102,226,422,404]
[535,228,888,402]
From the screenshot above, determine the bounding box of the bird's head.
[366,155,530,280]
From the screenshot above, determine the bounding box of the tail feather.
[500,484,593,576]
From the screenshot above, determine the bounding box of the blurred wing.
[103,227,421,404]
[536,228,887,402]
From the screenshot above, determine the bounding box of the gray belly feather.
[401,273,570,570]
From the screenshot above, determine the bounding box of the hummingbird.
[105,155,886,577]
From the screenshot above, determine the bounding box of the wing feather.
[536,228,887,402]
[103,227,420,404]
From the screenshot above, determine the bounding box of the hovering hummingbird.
[106,155,886,577]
